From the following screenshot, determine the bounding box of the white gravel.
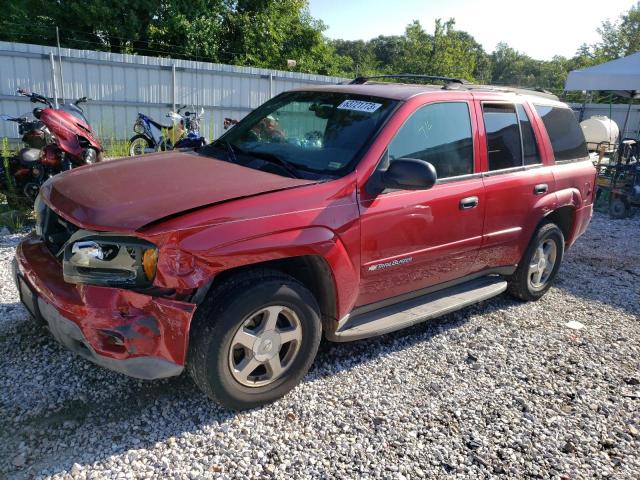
[1,212,639,479]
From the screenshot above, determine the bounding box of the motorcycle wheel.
[128,135,154,157]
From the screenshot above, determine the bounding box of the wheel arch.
[544,205,575,243]
[194,255,339,332]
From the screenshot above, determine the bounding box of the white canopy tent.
[565,52,640,98]
[565,52,640,137]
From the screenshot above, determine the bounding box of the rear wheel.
[188,270,322,410]
[128,135,154,157]
[507,221,564,301]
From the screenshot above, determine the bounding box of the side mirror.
[381,158,437,191]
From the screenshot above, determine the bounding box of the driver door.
[357,100,485,307]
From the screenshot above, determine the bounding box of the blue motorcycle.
[128,106,206,156]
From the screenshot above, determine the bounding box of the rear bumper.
[14,235,196,379]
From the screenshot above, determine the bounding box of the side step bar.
[328,276,507,342]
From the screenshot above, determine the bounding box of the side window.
[517,104,540,165]
[483,103,522,171]
[388,102,473,179]
[534,105,588,161]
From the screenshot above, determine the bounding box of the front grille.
[40,206,78,257]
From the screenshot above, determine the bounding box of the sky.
[308,0,635,60]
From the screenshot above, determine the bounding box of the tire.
[609,196,630,219]
[187,269,322,410]
[507,221,564,301]
[128,135,154,157]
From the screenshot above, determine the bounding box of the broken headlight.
[34,193,47,237]
[63,231,158,288]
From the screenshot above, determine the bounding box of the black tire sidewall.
[128,135,153,156]
[609,197,629,219]
[199,279,321,409]
[520,223,564,299]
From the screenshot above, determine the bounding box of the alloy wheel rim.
[528,239,557,289]
[228,305,302,387]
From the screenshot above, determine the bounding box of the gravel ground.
[1,212,639,479]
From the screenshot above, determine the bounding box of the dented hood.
[41,151,315,232]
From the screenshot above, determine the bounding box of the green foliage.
[0,0,348,73]
[1,138,17,197]
[593,2,640,60]
[102,138,130,159]
[2,0,640,96]
[331,19,489,82]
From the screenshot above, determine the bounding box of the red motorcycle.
[1,89,103,205]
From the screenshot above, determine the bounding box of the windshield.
[60,103,90,125]
[199,91,398,179]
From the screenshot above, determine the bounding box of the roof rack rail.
[350,74,470,85]
[467,84,559,101]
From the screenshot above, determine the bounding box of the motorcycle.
[128,106,206,156]
[0,114,51,150]
[0,89,103,205]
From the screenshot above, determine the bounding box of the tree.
[330,39,377,76]
[1,0,159,53]
[0,0,348,73]
[595,2,640,59]
[218,0,348,73]
[148,1,227,61]
[2,0,639,86]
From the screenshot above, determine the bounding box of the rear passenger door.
[476,101,556,270]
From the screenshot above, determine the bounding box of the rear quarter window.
[534,105,588,162]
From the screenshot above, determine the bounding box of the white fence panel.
[0,41,346,142]
[571,102,640,140]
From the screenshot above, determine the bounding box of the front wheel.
[188,270,322,410]
[507,221,564,301]
[128,135,154,157]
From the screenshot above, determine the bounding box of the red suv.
[14,76,596,409]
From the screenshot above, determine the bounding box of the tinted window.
[483,103,522,171]
[517,104,540,165]
[534,105,588,161]
[388,102,473,178]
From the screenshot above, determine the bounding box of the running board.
[328,276,507,342]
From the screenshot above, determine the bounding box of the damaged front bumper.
[14,235,197,380]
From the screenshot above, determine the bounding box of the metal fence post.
[49,52,59,108]
[56,27,65,103]
[269,73,273,98]
[172,64,176,111]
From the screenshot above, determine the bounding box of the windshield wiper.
[241,150,302,179]
[205,140,301,179]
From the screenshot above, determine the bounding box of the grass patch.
[0,194,33,232]
[102,138,130,159]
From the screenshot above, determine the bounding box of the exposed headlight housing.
[34,193,47,237]
[63,231,158,288]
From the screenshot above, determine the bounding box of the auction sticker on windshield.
[337,99,382,113]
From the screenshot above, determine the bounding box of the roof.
[294,81,559,102]
[294,83,442,100]
[565,52,640,97]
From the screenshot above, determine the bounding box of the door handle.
[534,183,548,195]
[459,196,479,210]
